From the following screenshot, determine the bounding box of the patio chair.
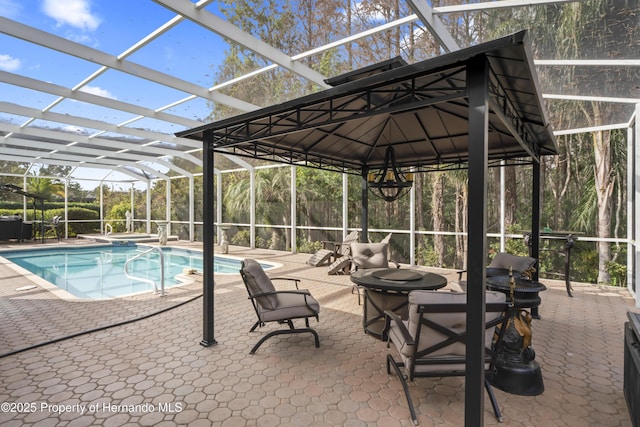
[348,234,400,303]
[307,230,359,267]
[45,215,62,241]
[456,252,537,290]
[384,290,510,425]
[328,232,395,276]
[240,259,320,354]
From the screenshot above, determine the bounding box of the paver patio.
[0,241,636,426]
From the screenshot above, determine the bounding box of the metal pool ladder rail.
[124,247,166,296]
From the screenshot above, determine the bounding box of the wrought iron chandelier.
[366,146,414,202]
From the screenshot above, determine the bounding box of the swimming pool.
[0,245,276,299]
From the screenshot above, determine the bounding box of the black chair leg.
[351,285,362,305]
[250,328,320,354]
[387,355,418,425]
[484,378,503,423]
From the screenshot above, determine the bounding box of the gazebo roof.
[179,30,557,174]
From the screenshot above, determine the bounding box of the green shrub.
[606,260,627,287]
[0,209,24,217]
[231,230,250,246]
[66,207,100,235]
[39,207,101,236]
[297,240,322,254]
[0,201,99,215]
[106,202,131,233]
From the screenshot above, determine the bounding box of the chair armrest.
[321,240,340,252]
[383,310,415,345]
[456,270,466,280]
[250,289,311,299]
[271,277,301,289]
[250,289,318,316]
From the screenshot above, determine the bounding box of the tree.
[482,0,639,283]
[533,1,638,283]
[430,172,445,267]
[26,177,64,200]
[223,168,291,250]
[212,0,314,121]
[447,169,468,270]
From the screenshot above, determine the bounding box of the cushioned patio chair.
[456,252,537,290]
[240,259,320,354]
[307,230,359,267]
[348,234,400,302]
[384,290,510,425]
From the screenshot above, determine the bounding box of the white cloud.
[0,54,21,71]
[42,0,101,32]
[0,0,21,19]
[63,125,86,134]
[78,85,117,99]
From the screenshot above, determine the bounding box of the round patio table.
[350,268,447,339]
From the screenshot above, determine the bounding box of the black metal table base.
[362,289,408,340]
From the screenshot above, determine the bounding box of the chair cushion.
[393,290,506,358]
[241,259,278,309]
[257,292,320,322]
[489,252,536,275]
[351,242,389,269]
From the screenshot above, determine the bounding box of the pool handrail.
[123,246,165,296]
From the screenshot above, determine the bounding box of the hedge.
[0,207,100,236]
[0,201,99,211]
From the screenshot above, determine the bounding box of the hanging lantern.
[366,146,414,202]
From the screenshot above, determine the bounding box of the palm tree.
[26,177,64,200]
[224,167,292,250]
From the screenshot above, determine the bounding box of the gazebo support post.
[530,161,542,318]
[201,130,217,347]
[465,55,490,427]
[531,161,541,281]
[361,169,369,243]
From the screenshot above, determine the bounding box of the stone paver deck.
[0,240,637,426]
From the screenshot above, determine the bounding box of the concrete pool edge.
[77,232,179,244]
[213,253,283,275]
[0,254,79,300]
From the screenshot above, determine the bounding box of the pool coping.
[213,253,283,275]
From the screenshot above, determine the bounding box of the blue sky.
[0,0,230,135]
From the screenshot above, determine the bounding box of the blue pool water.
[0,245,273,299]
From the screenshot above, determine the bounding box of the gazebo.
[180,30,557,426]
